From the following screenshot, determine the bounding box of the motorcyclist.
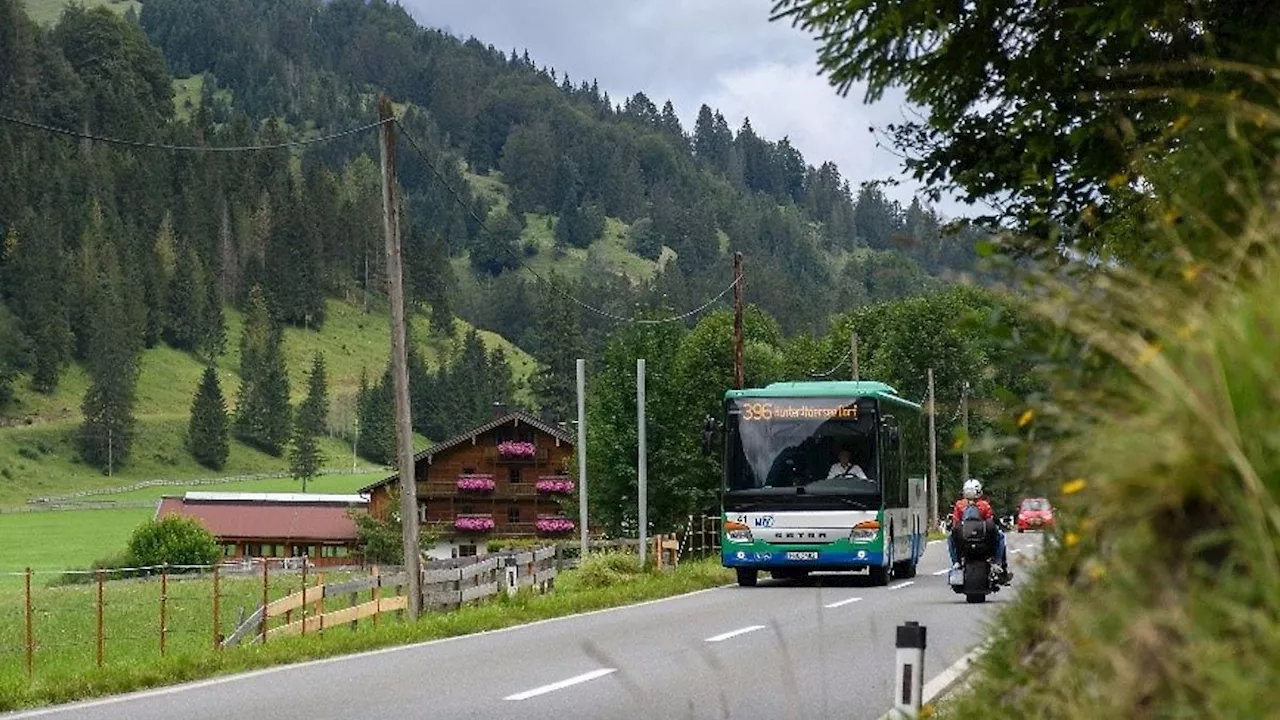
[949,478,1011,584]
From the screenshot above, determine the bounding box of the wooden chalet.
[360,407,576,557]
[154,491,367,567]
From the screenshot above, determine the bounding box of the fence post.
[260,558,269,644]
[160,564,168,657]
[96,569,104,668]
[24,567,33,680]
[213,565,221,651]
[372,565,380,627]
[893,621,927,717]
[301,560,308,637]
[317,572,325,635]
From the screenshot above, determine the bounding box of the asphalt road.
[5,535,1045,720]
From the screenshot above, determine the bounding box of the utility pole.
[352,410,359,474]
[378,95,421,618]
[851,332,860,381]
[961,380,970,482]
[927,369,938,528]
[732,252,744,389]
[637,359,648,567]
[107,428,113,479]
[576,359,588,559]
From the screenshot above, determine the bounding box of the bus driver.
[827,448,869,480]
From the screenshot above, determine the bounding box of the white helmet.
[962,478,983,499]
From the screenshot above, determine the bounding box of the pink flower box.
[535,478,575,494]
[536,516,575,534]
[454,515,494,532]
[497,440,536,458]
[456,475,496,492]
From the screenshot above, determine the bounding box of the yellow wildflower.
[1062,478,1087,495]
[1017,409,1034,428]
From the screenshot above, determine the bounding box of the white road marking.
[927,540,943,545]
[889,581,915,590]
[824,596,863,609]
[504,668,617,701]
[1,585,731,718]
[705,625,767,643]
[1011,548,1022,554]
[932,568,952,576]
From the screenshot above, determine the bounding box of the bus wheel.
[736,568,759,587]
[868,565,890,586]
[892,560,917,579]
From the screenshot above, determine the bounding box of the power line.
[808,350,854,378]
[393,118,740,325]
[0,113,390,152]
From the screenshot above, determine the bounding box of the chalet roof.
[154,493,364,543]
[359,410,574,494]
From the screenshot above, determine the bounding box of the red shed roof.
[155,493,366,543]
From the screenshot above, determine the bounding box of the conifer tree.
[165,244,204,351]
[79,240,141,472]
[234,285,291,455]
[290,352,328,491]
[356,366,395,465]
[188,365,229,470]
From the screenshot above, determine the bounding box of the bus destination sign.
[738,401,859,422]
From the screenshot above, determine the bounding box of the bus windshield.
[725,397,879,496]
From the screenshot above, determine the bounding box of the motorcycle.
[948,515,1005,604]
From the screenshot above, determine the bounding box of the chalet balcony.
[535,477,575,495]
[535,515,575,535]
[483,444,551,464]
[455,475,496,493]
[424,520,540,537]
[419,481,540,498]
[453,513,495,533]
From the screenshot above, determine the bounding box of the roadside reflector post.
[894,621,927,717]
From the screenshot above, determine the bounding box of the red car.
[1016,497,1054,532]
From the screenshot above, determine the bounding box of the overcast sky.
[400,0,970,219]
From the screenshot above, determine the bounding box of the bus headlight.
[849,520,880,542]
[724,520,753,543]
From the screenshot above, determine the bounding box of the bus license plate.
[786,551,818,560]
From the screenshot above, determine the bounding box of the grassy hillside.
[22,0,137,25]
[0,298,535,508]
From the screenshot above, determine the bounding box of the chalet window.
[460,504,474,515]
[508,506,521,524]
[463,466,476,475]
[458,544,477,558]
[509,467,522,484]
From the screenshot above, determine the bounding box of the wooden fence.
[223,567,410,647]
[222,546,559,645]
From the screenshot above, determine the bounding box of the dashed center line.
[889,581,915,590]
[504,668,617,701]
[705,625,766,643]
[824,596,863,609]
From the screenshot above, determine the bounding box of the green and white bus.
[719,381,930,587]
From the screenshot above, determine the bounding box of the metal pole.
[576,358,588,558]
[637,358,647,567]
[378,95,422,619]
[927,369,938,530]
[851,332,859,381]
[961,381,970,482]
[732,252,744,389]
[894,621,927,717]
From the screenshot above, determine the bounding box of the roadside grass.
[936,208,1280,714]
[0,557,733,712]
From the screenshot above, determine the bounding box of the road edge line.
[0,583,734,719]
